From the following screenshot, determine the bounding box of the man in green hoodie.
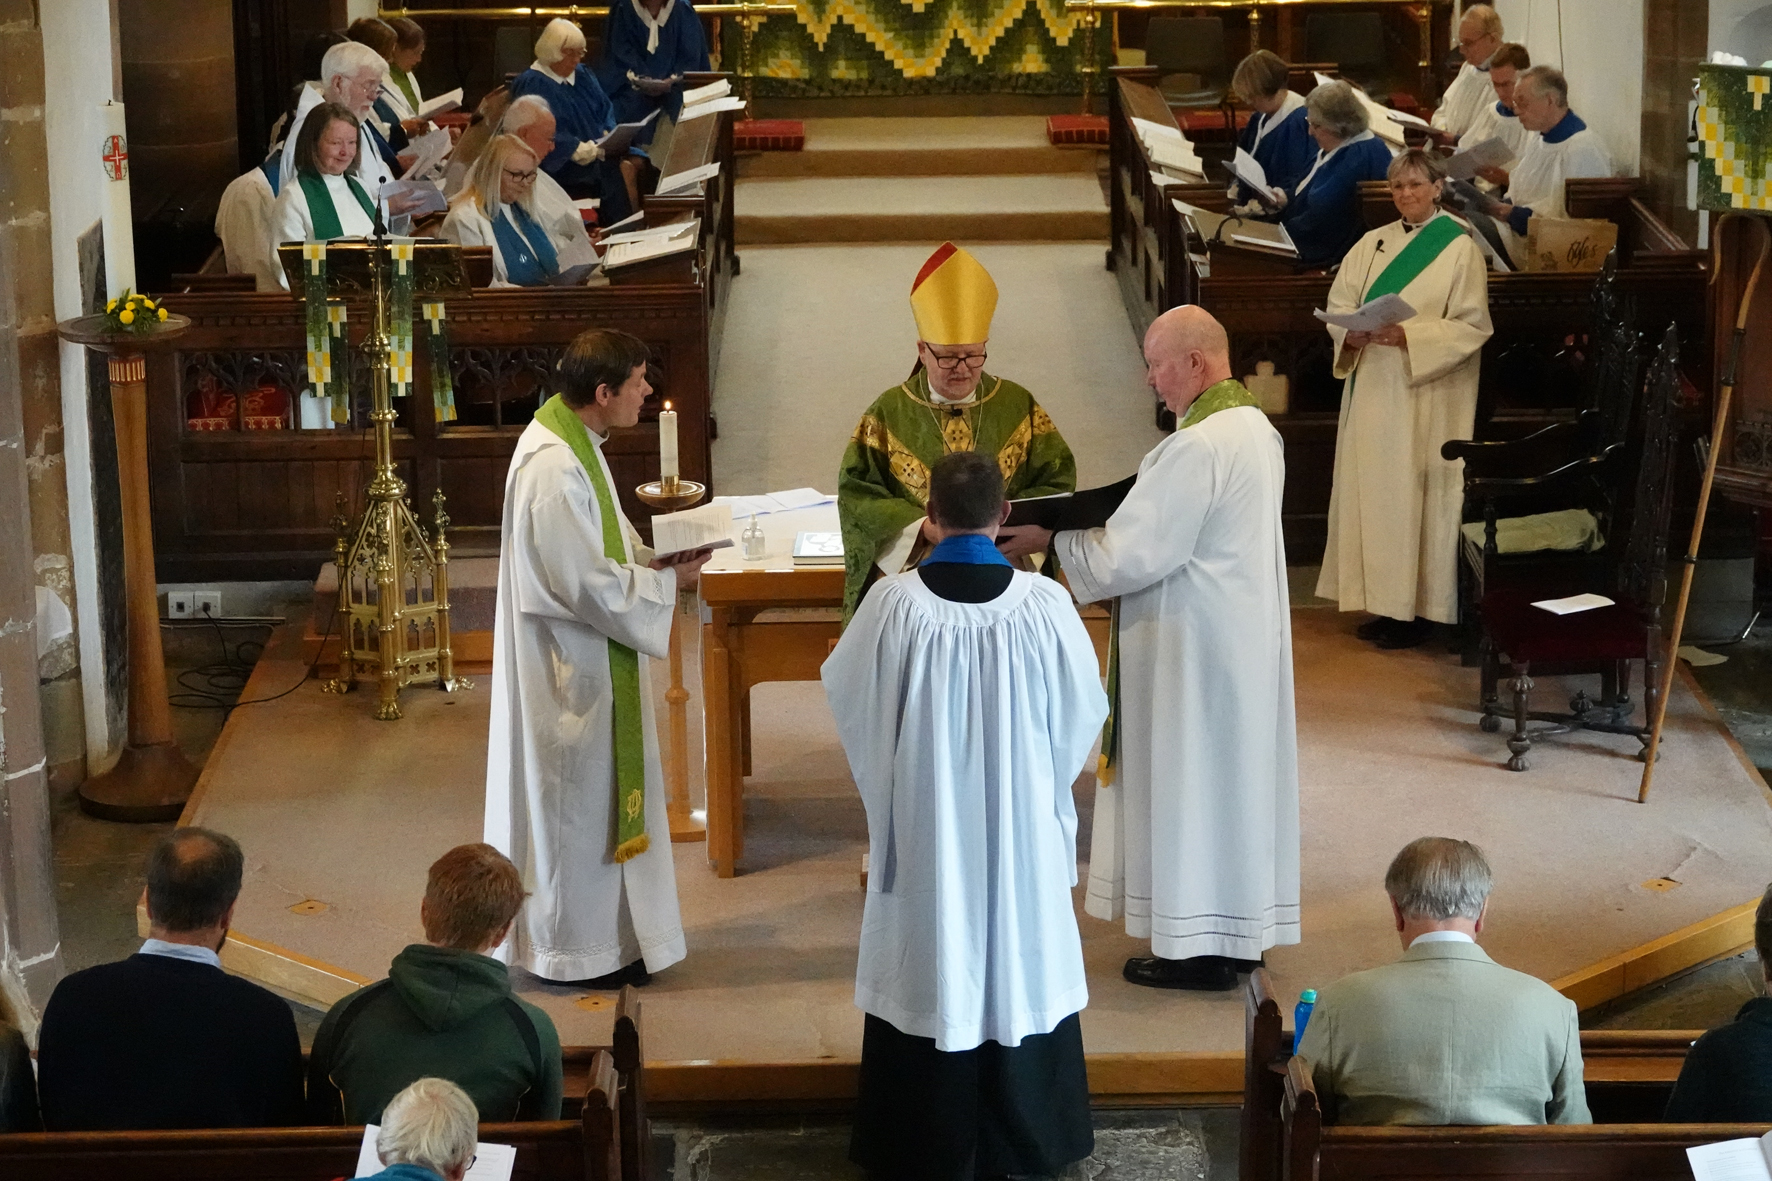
[307,844,563,1124]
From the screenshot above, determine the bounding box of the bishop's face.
[919,341,988,400]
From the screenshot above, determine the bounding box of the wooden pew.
[1281,1055,1757,1181]
[1239,971,1701,1181]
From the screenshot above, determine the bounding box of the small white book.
[656,161,721,195]
[651,503,734,558]
[355,1124,515,1181]
[417,87,464,121]
[1314,293,1416,333]
[602,220,699,269]
[678,94,749,121]
[1232,147,1281,205]
[1531,592,1615,616]
[1148,139,1205,177]
[793,531,845,564]
[1445,135,1514,180]
[1689,1130,1772,1181]
[1132,116,1189,145]
[681,78,732,106]
[599,220,697,248]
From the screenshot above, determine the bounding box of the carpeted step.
[736,173,1109,244]
[738,116,1099,179]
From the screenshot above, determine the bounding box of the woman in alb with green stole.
[838,243,1077,621]
[1315,149,1493,650]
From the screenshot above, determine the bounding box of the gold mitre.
[909,242,997,345]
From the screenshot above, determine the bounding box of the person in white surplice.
[484,329,712,988]
[823,451,1108,1180]
[1429,5,1504,143]
[1014,306,1300,992]
[1315,149,1494,649]
[1483,66,1615,268]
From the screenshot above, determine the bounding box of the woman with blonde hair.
[441,134,597,287]
[0,984,41,1131]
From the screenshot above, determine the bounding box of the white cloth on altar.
[823,569,1106,1051]
[1431,61,1492,138]
[216,166,282,291]
[1315,212,1493,624]
[1495,119,1614,265]
[483,418,686,981]
[1055,404,1300,961]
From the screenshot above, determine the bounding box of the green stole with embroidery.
[1362,214,1463,300]
[534,394,650,863]
[297,169,376,242]
[1098,378,1263,786]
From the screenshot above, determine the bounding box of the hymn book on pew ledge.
[1688,1129,1772,1181]
[1314,294,1416,333]
[651,503,735,558]
[356,1125,515,1181]
[1005,476,1136,531]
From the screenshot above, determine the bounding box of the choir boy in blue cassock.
[1228,50,1315,207]
[1273,81,1394,270]
[596,0,711,145]
[509,18,637,223]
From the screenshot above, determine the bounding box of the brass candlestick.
[635,476,709,842]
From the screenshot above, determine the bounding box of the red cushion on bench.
[734,119,804,151]
[1046,114,1109,146]
[1480,587,1650,664]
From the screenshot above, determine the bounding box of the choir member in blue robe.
[1229,50,1315,206]
[1272,81,1394,270]
[346,18,412,154]
[508,17,636,223]
[596,0,711,144]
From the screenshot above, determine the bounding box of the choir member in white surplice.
[483,329,713,988]
[824,451,1107,1181]
[1484,66,1615,268]
[278,42,403,223]
[1429,5,1504,142]
[1012,307,1300,992]
[1316,149,1493,649]
[1456,42,1533,190]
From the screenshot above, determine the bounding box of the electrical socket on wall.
[194,591,222,618]
[167,592,195,619]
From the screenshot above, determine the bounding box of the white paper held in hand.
[1530,592,1615,616]
[651,504,736,558]
[1444,135,1513,180]
[1232,147,1280,204]
[417,88,464,121]
[355,1125,518,1181]
[1687,1130,1772,1181]
[1313,293,1416,333]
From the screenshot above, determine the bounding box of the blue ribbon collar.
[924,533,1012,567]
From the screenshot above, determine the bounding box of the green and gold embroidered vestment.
[837,369,1075,620]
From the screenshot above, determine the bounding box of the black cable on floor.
[167,608,335,712]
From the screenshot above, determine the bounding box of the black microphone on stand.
[1358,239,1387,302]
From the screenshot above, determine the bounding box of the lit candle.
[659,401,679,483]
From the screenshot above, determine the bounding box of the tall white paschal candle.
[659,403,679,482]
[97,101,137,300]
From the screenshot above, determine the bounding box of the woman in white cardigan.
[440,134,598,287]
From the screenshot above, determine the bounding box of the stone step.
[738,116,1098,178]
[735,173,1109,244]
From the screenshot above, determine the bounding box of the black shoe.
[1123,955,1238,991]
[1233,957,1265,973]
[1374,617,1435,650]
[1355,616,1391,642]
[570,960,652,990]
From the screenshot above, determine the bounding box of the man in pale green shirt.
[1296,837,1589,1126]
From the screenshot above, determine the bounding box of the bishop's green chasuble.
[837,369,1077,621]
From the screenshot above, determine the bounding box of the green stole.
[1098,378,1263,787]
[1362,214,1463,300]
[391,69,421,115]
[298,169,376,241]
[533,395,651,863]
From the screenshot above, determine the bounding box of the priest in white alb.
[1485,66,1615,267]
[1430,5,1505,142]
[824,450,1107,1180]
[1316,149,1493,649]
[484,328,712,988]
[1004,306,1300,992]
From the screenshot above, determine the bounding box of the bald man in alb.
[1004,306,1301,991]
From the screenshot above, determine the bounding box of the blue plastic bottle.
[1293,989,1318,1054]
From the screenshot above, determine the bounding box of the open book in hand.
[1444,135,1513,180]
[417,88,464,121]
[596,110,661,157]
[1314,293,1416,333]
[1004,476,1136,531]
[651,503,734,559]
[1232,147,1281,206]
[1689,1129,1772,1181]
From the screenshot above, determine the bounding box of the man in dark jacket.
[307,843,563,1123]
[1665,883,1772,1121]
[37,828,304,1130]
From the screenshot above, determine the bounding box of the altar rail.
[1106,69,1711,560]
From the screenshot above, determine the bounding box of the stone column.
[0,0,69,1024]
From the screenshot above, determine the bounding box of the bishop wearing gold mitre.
[837,243,1077,621]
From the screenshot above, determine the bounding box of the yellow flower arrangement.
[100,287,168,335]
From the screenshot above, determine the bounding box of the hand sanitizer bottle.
[741,514,766,560]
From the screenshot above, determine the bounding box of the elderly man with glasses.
[837,243,1077,622]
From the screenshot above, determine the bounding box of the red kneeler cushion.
[1047,114,1109,146]
[1480,587,1650,665]
[734,119,804,151]
[1175,108,1254,135]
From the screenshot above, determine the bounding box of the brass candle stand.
[636,474,708,842]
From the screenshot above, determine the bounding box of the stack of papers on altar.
[679,95,749,121]
[793,532,845,564]
[682,78,732,106]
[1314,293,1415,332]
[651,504,735,559]
[1688,1129,1772,1180]
[1232,147,1281,205]
[602,220,699,269]
[417,88,464,121]
[1445,135,1514,180]
[1531,592,1615,616]
[656,162,721,195]
[714,488,836,517]
[356,1125,513,1181]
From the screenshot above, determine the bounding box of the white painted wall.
[1713,1,1772,59]
[1491,0,1644,173]
[346,0,380,23]
[41,0,125,774]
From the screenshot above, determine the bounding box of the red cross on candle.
[101,134,128,181]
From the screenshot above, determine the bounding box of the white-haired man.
[278,41,406,217]
[508,18,638,221]
[363,1077,478,1181]
[1297,837,1590,1126]
[496,94,601,261]
[1486,65,1614,267]
[1430,4,1505,142]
